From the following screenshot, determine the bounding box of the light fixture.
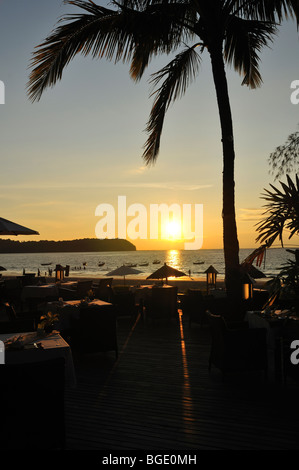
[204,265,218,293]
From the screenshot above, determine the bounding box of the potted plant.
[37,311,59,334]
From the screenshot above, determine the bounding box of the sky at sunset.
[1,0,299,251]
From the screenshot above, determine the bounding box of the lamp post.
[205,265,218,293]
[55,264,65,282]
[242,272,254,301]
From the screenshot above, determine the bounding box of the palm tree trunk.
[209,45,242,302]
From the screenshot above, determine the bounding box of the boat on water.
[139,262,149,266]
[124,263,137,267]
[153,260,160,264]
[193,261,205,265]
[41,262,52,266]
[98,262,105,267]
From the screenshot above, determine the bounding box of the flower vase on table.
[37,312,59,336]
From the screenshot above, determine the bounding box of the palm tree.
[27,0,299,301]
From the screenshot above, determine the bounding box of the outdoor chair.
[59,280,93,300]
[0,358,65,450]
[206,311,268,379]
[110,287,138,319]
[144,286,178,324]
[69,305,118,358]
[93,278,113,302]
[181,289,208,327]
[0,302,35,333]
[0,278,22,311]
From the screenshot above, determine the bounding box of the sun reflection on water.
[166,249,181,269]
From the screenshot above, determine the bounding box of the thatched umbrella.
[106,265,142,285]
[147,262,186,284]
[241,262,266,279]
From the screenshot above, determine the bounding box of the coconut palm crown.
[27,0,299,300]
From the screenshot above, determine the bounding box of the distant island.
[0,238,136,253]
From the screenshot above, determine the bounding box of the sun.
[164,220,182,240]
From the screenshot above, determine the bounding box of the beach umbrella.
[241,262,266,279]
[0,217,39,236]
[147,262,186,284]
[106,265,143,284]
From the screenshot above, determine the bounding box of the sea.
[0,247,295,280]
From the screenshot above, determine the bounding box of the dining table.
[1,330,77,388]
[21,283,60,302]
[45,298,115,331]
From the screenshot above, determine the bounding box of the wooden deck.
[64,312,299,450]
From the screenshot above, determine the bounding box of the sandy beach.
[1,273,271,294]
[42,274,270,293]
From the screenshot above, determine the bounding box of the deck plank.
[64,313,299,450]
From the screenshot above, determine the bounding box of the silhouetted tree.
[268,125,299,180]
[27,0,299,301]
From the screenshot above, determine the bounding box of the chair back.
[71,305,118,356]
[206,311,267,376]
[146,286,178,320]
[76,280,93,297]
[94,278,113,301]
[110,288,136,317]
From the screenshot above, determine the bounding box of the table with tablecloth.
[1,331,77,388]
[46,299,115,331]
[21,284,60,301]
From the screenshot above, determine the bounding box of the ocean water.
[0,247,294,279]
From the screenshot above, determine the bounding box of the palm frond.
[224,15,277,88]
[142,45,201,165]
[27,0,196,101]
[127,0,197,81]
[27,3,132,102]
[256,174,299,246]
[243,0,299,24]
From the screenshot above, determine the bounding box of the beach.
[8,273,269,294]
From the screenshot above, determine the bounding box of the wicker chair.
[207,311,268,379]
[69,304,118,358]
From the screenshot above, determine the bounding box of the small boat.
[153,260,161,264]
[193,261,205,265]
[41,262,52,266]
[125,263,137,267]
[98,262,105,267]
[139,262,149,267]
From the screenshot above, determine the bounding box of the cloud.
[239,208,264,221]
[0,181,212,191]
